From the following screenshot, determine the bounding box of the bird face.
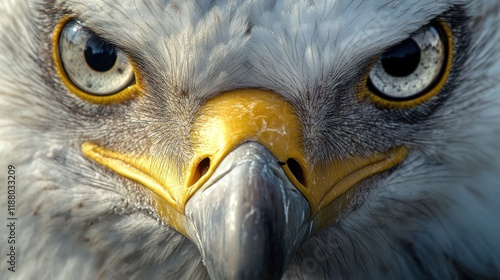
[1,0,500,279]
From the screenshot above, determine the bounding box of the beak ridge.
[185,142,311,280]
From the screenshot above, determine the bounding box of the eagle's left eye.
[366,21,452,106]
[54,19,139,103]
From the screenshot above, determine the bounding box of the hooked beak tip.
[184,142,311,280]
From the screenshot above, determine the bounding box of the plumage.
[1,0,499,279]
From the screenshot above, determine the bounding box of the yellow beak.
[82,89,407,235]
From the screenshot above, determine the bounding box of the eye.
[54,19,139,103]
[366,21,452,106]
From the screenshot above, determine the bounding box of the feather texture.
[1,0,499,279]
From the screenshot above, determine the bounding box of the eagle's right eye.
[54,19,139,103]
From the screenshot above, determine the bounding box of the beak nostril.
[191,158,211,186]
[286,158,306,186]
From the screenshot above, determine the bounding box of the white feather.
[1,0,499,279]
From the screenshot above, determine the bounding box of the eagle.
[1,0,500,279]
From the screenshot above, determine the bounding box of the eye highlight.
[53,19,140,103]
[364,21,453,108]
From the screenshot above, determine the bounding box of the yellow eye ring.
[53,17,142,104]
[360,20,454,109]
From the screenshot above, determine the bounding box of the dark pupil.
[84,36,117,72]
[381,39,421,77]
